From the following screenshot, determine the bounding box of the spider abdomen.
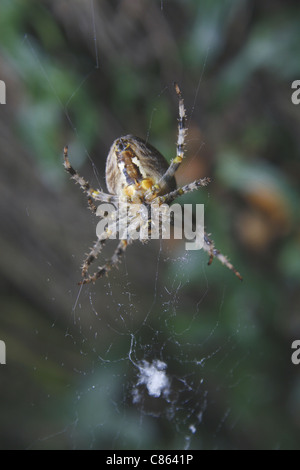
[105,135,177,199]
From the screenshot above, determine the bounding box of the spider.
[63,83,242,284]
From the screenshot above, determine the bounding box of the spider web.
[3,0,259,451]
[57,240,247,451]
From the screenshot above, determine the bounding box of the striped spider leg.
[145,82,187,200]
[145,83,212,207]
[203,233,243,281]
[64,146,127,283]
[80,239,129,285]
[157,184,243,281]
[148,83,242,280]
[63,146,119,207]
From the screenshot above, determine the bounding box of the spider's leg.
[81,237,108,279]
[203,232,243,281]
[79,239,129,285]
[87,197,97,213]
[149,83,187,197]
[63,146,118,205]
[157,177,211,205]
[81,206,124,278]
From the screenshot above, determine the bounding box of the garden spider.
[63,83,242,284]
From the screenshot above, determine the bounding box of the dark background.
[0,0,300,449]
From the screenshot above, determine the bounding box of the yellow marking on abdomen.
[141,178,154,190]
[123,185,135,197]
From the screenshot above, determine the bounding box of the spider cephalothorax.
[64,83,242,284]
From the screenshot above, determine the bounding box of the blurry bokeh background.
[1,0,300,449]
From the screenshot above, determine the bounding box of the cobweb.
[58,243,246,451]
[19,2,252,451]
